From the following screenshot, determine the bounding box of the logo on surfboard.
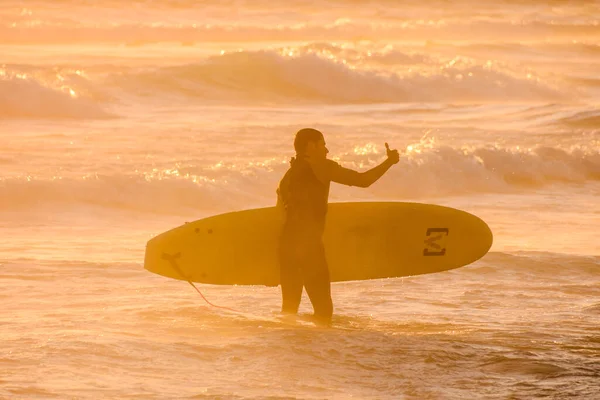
[423,228,449,256]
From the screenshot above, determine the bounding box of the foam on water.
[0,142,598,214]
[0,48,577,119]
[1,252,598,398]
[1,1,599,398]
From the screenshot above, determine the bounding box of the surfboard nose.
[473,211,494,256]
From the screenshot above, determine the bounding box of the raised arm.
[331,143,400,188]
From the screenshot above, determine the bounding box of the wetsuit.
[276,155,363,320]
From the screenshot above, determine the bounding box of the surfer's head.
[294,128,329,160]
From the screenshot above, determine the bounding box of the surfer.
[276,128,400,323]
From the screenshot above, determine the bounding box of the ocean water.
[1,1,599,398]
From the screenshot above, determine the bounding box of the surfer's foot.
[311,314,332,327]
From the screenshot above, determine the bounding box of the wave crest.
[0,69,113,119]
[112,50,566,104]
[0,144,597,213]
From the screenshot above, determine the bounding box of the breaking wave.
[0,72,114,119]
[112,51,565,103]
[1,144,597,213]
[1,48,569,120]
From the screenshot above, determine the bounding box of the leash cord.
[163,253,240,313]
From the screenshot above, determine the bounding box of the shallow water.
[1,1,599,398]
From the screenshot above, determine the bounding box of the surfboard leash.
[161,252,241,314]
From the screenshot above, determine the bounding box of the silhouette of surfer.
[276,128,400,324]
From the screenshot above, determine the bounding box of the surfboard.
[144,202,492,286]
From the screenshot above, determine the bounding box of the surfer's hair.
[294,128,323,154]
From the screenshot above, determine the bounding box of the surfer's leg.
[303,244,333,322]
[280,269,302,314]
[278,242,303,314]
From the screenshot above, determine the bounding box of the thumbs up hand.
[385,143,400,164]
